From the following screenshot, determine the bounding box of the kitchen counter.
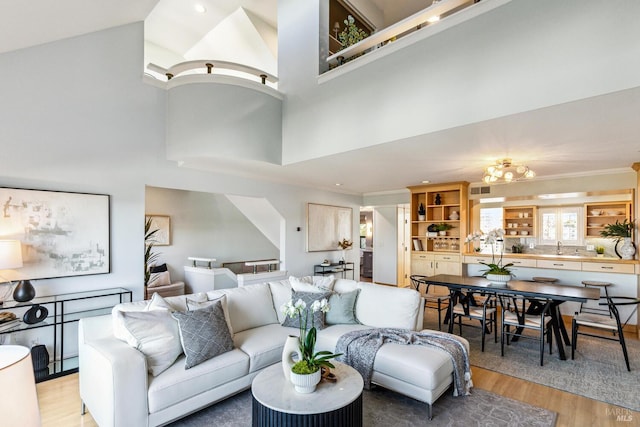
[463,252,638,264]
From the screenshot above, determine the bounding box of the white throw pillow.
[222,283,278,334]
[269,280,293,324]
[148,271,171,288]
[290,275,334,292]
[114,310,183,376]
[145,293,174,311]
[312,275,336,291]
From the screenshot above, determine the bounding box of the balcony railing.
[327,0,488,67]
[147,60,278,86]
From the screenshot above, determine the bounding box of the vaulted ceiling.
[2,1,639,195]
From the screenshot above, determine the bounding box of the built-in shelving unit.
[408,182,469,254]
[503,206,537,238]
[584,201,632,237]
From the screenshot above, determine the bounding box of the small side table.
[252,362,363,427]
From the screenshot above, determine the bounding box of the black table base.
[252,392,363,427]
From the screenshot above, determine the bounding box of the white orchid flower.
[319,298,330,313]
[294,298,306,310]
[310,300,321,312]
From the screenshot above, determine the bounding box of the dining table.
[423,274,601,360]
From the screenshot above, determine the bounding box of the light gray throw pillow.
[172,301,234,369]
[326,289,360,325]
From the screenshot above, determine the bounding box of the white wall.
[279,0,640,164]
[0,22,362,308]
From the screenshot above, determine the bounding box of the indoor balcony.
[144,60,283,167]
[322,0,511,77]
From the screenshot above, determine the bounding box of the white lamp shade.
[0,240,23,270]
[0,345,42,426]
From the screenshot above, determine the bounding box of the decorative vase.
[282,335,300,381]
[438,231,447,236]
[449,211,459,220]
[290,369,322,393]
[13,280,36,302]
[620,237,636,260]
[486,273,511,287]
[418,214,426,221]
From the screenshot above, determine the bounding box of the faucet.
[557,241,563,255]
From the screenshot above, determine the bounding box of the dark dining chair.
[572,296,639,371]
[450,288,497,351]
[500,295,553,366]
[409,275,450,331]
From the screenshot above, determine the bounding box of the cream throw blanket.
[336,328,473,396]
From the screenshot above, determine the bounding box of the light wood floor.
[38,361,639,427]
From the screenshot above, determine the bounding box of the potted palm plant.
[144,217,160,286]
[600,219,636,259]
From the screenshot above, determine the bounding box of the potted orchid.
[465,228,513,286]
[281,298,341,393]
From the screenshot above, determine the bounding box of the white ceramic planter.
[290,369,322,393]
[486,273,511,287]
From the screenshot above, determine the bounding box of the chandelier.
[482,158,536,184]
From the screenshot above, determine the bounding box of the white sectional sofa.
[78,277,465,426]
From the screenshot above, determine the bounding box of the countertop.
[462,252,639,264]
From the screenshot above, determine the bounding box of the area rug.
[423,314,640,411]
[168,386,556,427]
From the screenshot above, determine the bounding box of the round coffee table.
[251,362,363,427]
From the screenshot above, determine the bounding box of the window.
[479,208,503,233]
[538,207,582,245]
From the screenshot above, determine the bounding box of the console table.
[314,262,355,280]
[0,287,132,381]
[251,362,363,427]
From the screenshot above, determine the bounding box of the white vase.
[418,214,426,221]
[620,237,636,260]
[438,231,447,236]
[290,369,322,393]
[282,335,300,381]
[486,273,511,287]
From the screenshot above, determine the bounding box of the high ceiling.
[1,1,639,195]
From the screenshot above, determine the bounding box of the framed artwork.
[306,203,353,252]
[145,215,171,246]
[0,187,110,280]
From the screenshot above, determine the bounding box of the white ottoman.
[370,332,469,420]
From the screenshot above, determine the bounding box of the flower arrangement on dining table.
[281,298,342,375]
[465,228,514,276]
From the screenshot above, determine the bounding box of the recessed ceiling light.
[421,180,430,184]
[194,4,207,13]
[335,183,342,186]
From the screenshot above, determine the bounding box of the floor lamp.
[0,345,42,426]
